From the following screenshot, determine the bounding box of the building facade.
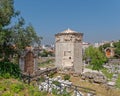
[55,28,83,73]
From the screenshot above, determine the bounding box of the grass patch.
[0,78,48,96]
[101,68,113,80]
[64,74,70,80]
[85,65,113,80]
[85,64,93,69]
[38,59,55,68]
[10,83,24,93]
[116,74,120,88]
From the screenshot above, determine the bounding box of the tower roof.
[55,28,83,36]
[61,28,76,33]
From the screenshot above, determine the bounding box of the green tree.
[0,0,15,28]
[0,0,17,60]
[0,0,42,78]
[85,46,107,70]
[39,49,54,57]
[0,0,42,61]
[99,43,110,52]
[113,40,120,58]
[11,18,42,51]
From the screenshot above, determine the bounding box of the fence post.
[47,78,49,92]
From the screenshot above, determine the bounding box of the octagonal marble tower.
[55,28,83,74]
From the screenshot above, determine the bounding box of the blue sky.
[14,0,120,44]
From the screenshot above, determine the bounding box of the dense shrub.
[0,61,21,78]
[64,74,70,80]
[49,71,55,78]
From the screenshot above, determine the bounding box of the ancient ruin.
[19,47,38,74]
[55,28,83,74]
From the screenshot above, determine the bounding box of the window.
[64,51,71,56]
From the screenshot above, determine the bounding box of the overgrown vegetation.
[0,0,42,62]
[52,81,61,86]
[0,78,48,96]
[101,68,113,80]
[51,81,71,96]
[37,76,45,83]
[84,46,107,70]
[52,88,71,96]
[86,65,113,80]
[49,71,55,78]
[116,74,120,88]
[39,49,54,57]
[64,74,70,80]
[113,40,120,58]
[0,61,21,78]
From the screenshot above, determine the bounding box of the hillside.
[0,77,48,96]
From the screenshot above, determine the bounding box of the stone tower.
[55,28,83,74]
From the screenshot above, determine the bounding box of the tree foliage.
[99,41,120,58]
[0,0,42,78]
[113,40,120,58]
[0,0,42,61]
[99,43,110,52]
[85,46,107,70]
[39,49,54,57]
[0,0,15,27]
[11,18,42,50]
